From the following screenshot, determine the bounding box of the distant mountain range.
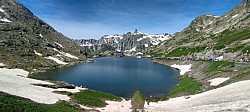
[77,29,172,56]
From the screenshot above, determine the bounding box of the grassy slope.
[0,89,124,112]
[149,47,206,58]
[169,76,202,97]
[0,92,80,112]
[206,61,235,75]
[72,90,122,107]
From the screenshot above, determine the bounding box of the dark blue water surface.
[35,57,179,97]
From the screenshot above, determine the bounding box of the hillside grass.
[0,92,80,112]
[72,90,122,107]
[242,46,250,54]
[0,89,123,112]
[169,76,202,97]
[206,61,235,75]
[225,45,245,53]
[165,47,206,57]
[215,28,250,50]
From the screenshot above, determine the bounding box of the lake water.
[34,57,179,97]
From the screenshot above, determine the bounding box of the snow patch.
[208,77,230,86]
[171,64,192,75]
[0,63,6,67]
[206,14,220,18]
[232,14,239,19]
[53,48,79,59]
[80,42,93,47]
[63,53,79,59]
[208,21,213,25]
[0,68,29,77]
[97,100,132,112]
[103,35,123,39]
[39,34,43,38]
[55,87,87,93]
[54,42,64,48]
[0,18,12,22]
[215,56,223,61]
[34,50,42,56]
[0,7,5,13]
[125,47,137,53]
[45,56,68,65]
[196,28,200,32]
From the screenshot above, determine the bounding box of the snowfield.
[171,64,192,75]
[34,50,43,56]
[53,48,79,59]
[208,77,230,86]
[97,100,132,112]
[145,80,250,112]
[0,67,86,104]
[45,56,68,65]
[0,18,12,22]
[0,68,68,104]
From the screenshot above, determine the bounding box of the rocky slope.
[0,0,85,72]
[150,0,250,62]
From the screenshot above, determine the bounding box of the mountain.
[150,0,250,61]
[78,29,172,56]
[0,0,84,72]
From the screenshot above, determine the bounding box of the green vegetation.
[242,46,250,54]
[214,44,226,50]
[147,48,161,57]
[152,51,165,58]
[225,45,245,53]
[72,90,122,107]
[215,28,250,49]
[169,76,202,97]
[131,90,145,111]
[0,92,80,112]
[166,47,206,57]
[206,61,235,75]
[149,47,206,58]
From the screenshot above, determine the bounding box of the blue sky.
[18,0,241,39]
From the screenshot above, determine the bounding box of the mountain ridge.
[0,0,85,72]
[77,30,172,56]
[149,0,250,62]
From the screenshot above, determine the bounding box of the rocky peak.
[189,15,219,32]
[243,0,250,12]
